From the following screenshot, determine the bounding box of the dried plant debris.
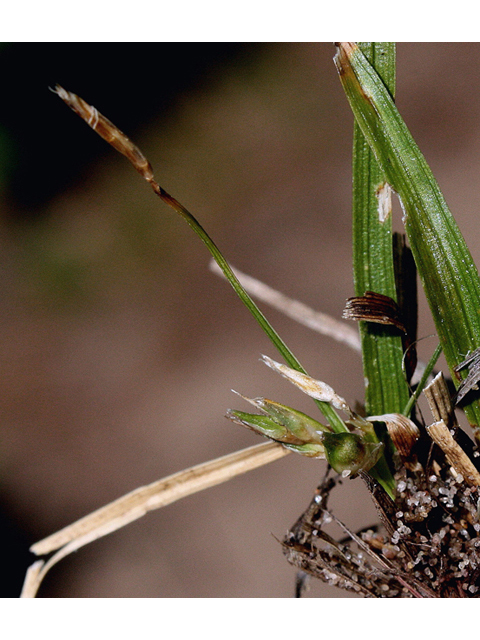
[454,348,480,405]
[343,290,416,381]
[283,458,480,597]
[343,291,406,333]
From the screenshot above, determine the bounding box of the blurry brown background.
[2,43,480,597]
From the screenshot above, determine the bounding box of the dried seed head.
[53,85,155,182]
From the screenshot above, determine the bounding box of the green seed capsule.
[322,432,384,475]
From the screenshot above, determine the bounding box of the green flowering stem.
[54,86,347,434]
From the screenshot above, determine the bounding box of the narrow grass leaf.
[352,43,411,419]
[335,43,480,431]
[53,86,346,433]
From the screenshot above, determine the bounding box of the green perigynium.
[227,357,390,478]
[321,432,384,476]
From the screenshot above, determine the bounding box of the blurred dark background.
[2,43,480,597]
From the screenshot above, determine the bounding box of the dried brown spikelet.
[53,85,154,182]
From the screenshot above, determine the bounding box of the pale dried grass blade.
[209,259,361,352]
[23,442,289,597]
[426,420,480,486]
[20,561,45,598]
[32,442,288,556]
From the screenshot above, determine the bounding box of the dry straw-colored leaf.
[22,441,289,597]
[209,260,362,352]
[426,420,480,486]
[424,371,459,431]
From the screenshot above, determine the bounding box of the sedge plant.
[21,43,480,598]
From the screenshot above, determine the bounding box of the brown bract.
[53,85,155,182]
[343,291,406,333]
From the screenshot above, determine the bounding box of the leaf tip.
[334,42,358,74]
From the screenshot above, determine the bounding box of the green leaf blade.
[336,42,480,430]
[352,42,411,418]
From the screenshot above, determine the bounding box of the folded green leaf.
[335,42,480,431]
[226,403,327,458]
[238,396,328,440]
[226,409,298,442]
[352,43,411,419]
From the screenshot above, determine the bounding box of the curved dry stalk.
[209,259,361,352]
[21,441,290,598]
